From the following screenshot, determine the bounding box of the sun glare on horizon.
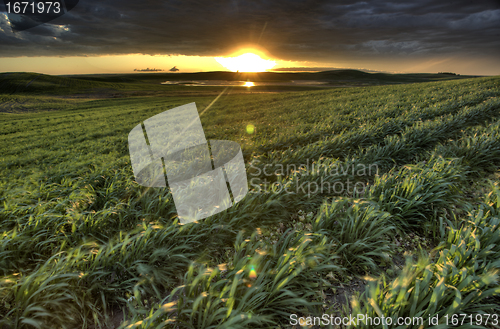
[215,52,276,72]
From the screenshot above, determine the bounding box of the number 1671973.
[6,1,62,14]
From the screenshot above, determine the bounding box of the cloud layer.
[1,0,499,67]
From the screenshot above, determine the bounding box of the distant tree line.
[134,68,165,72]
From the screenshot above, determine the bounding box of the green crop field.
[1,74,500,328]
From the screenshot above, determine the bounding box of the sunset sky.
[1,0,499,75]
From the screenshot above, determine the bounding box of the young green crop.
[1,75,499,328]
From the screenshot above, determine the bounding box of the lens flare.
[249,265,257,279]
[246,124,255,134]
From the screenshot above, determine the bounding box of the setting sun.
[215,53,276,72]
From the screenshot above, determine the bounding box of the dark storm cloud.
[0,0,499,62]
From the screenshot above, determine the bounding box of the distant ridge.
[0,70,482,94]
[65,69,479,83]
[0,72,116,94]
